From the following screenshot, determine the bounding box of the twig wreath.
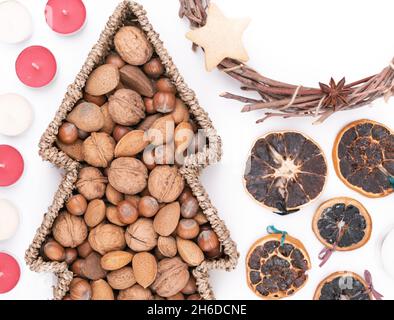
[179,0,394,124]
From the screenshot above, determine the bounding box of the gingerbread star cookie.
[186,3,250,71]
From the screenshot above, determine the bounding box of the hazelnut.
[153,92,176,114]
[142,147,156,170]
[43,240,65,262]
[81,252,108,280]
[84,199,106,228]
[82,132,115,168]
[194,211,209,225]
[148,166,185,203]
[58,122,78,145]
[125,218,158,252]
[83,92,107,106]
[156,78,176,94]
[108,89,145,126]
[188,294,202,300]
[143,58,165,79]
[144,97,156,114]
[107,266,136,290]
[124,195,140,208]
[76,167,107,200]
[181,196,199,218]
[71,259,85,276]
[176,219,200,240]
[77,240,93,259]
[174,121,194,155]
[118,284,153,300]
[147,115,175,146]
[66,194,87,216]
[105,52,126,69]
[63,295,72,300]
[114,26,153,66]
[167,293,185,300]
[85,64,120,96]
[100,103,115,135]
[178,187,193,204]
[112,125,131,142]
[64,248,78,265]
[170,99,190,124]
[105,184,124,206]
[138,196,159,218]
[70,278,92,300]
[88,223,126,255]
[151,257,190,298]
[197,229,220,253]
[53,211,88,248]
[181,276,197,295]
[67,102,105,132]
[117,200,139,225]
[91,279,115,300]
[108,157,148,195]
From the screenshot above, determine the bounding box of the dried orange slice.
[333,119,394,198]
[246,234,311,299]
[244,131,327,215]
[312,197,372,252]
[314,271,372,300]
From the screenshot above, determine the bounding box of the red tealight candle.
[45,0,86,35]
[0,253,21,294]
[0,145,24,187]
[15,46,57,88]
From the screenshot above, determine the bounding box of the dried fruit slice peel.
[246,234,311,299]
[244,131,327,214]
[333,119,394,198]
[313,198,372,252]
[314,271,372,300]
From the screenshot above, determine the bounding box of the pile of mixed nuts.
[42,25,221,300]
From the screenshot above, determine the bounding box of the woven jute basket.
[25,0,238,300]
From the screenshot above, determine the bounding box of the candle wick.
[62,9,68,16]
[0,271,3,278]
[32,62,40,71]
[0,163,5,168]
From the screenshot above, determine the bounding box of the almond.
[85,64,120,96]
[147,115,175,146]
[91,279,114,300]
[100,251,133,271]
[120,65,155,97]
[115,130,149,157]
[176,237,204,267]
[84,199,106,228]
[153,202,180,236]
[174,122,194,154]
[67,102,104,132]
[132,252,157,288]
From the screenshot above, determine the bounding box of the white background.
[1,0,394,300]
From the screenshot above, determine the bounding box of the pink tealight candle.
[16,46,57,88]
[0,253,21,294]
[0,145,24,187]
[45,0,86,35]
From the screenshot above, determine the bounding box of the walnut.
[76,167,107,200]
[53,211,88,248]
[107,267,136,290]
[117,284,153,300]
[114,26,153,66]
[148,165,185,203]
[125,218,158,252]
[88,223,126,255]
[151,257,190,298]
[82,132,115,168]
[108,89,145,126]
[108,157,148,195]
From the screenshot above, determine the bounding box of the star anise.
[319,77,351,110]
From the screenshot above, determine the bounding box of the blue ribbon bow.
[389,176,394,189]
[266,225,288,246]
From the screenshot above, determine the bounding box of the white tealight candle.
[0,93,33,136]
[0,0,33,44]
[0,199,20,241]
[382,228,394,280]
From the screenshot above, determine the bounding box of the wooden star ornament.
[186,3,251,71]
